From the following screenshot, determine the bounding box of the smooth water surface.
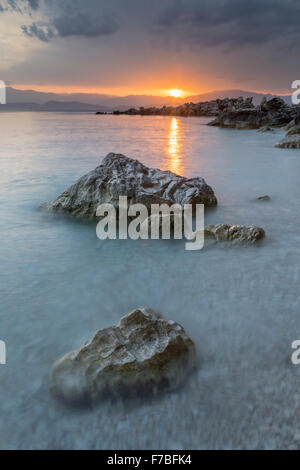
[1,112,300,449]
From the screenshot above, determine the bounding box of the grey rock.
[50,307,196,405]
[274,136,300,149]
[49,153,217,217]
[208,97,300,130]
[257,126,274,133]
[286,124,300,136]
[204,224,265,244]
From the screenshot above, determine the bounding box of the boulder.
[50,307,196,405]
[260,97,287,112]
[204,224,265,244]
[49,153,217,217]
[208,97,299,130]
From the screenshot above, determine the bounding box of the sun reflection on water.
[167,117,182,174]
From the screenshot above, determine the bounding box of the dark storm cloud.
[0,0,119,40]
[52,11,118,38]
[3,0,300,94]
[158,0,300,46]
[3,0,300,46]
[23,0,119,40]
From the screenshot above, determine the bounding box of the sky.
[0,0,299,96]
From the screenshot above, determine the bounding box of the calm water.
[1,112,300,449]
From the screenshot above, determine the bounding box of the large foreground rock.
[204,224,265,244]
[50,307,196,405]
[49,153,217,217]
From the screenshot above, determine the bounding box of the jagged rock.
[256,195,271,201]
[208,97,299,130]
[49,153,217,217]
[274,136,300,149]
[259,97,288,112]
[204,224,265,244]
[50,307,196,405]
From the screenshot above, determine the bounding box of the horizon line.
[6,85,291,99]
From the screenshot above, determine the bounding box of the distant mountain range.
[0,86,291,112]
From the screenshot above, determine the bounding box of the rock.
[260,96,288,112]
[111,97,254,118]
[208,109,264,129]
[50,307,196,405]
[204,224,265,244]
[208,97,299,130]
[49,153,217,217]
[286,124,300,136]
[256,195,271,201]
[257,126,274,133]
[274,136,300,149]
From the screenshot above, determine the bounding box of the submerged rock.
[204,224,265,244]
[49,153,217,217]
[257,126,274,133]
[256,195,271,201]
[50,307,196,405]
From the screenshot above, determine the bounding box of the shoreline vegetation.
[96,96,300,148]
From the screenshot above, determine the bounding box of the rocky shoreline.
[97,96,255,118]
[98,95,300,149]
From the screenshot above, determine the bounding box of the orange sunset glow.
[168,89,184,98]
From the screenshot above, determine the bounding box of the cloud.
[1,0,120,41]
[157,0,300,47]
[0,0,38,13]
[52,11,118,38]
[21,21,54,42]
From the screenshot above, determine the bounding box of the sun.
[169,89,183,98]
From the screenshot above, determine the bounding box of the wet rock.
[256,195,271,201]
[286,124,300,136]
[257,126,274,133]
[274,136,300,149]
[50,307,196,405]
[204,224,265,244]
[49,153,217,217]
